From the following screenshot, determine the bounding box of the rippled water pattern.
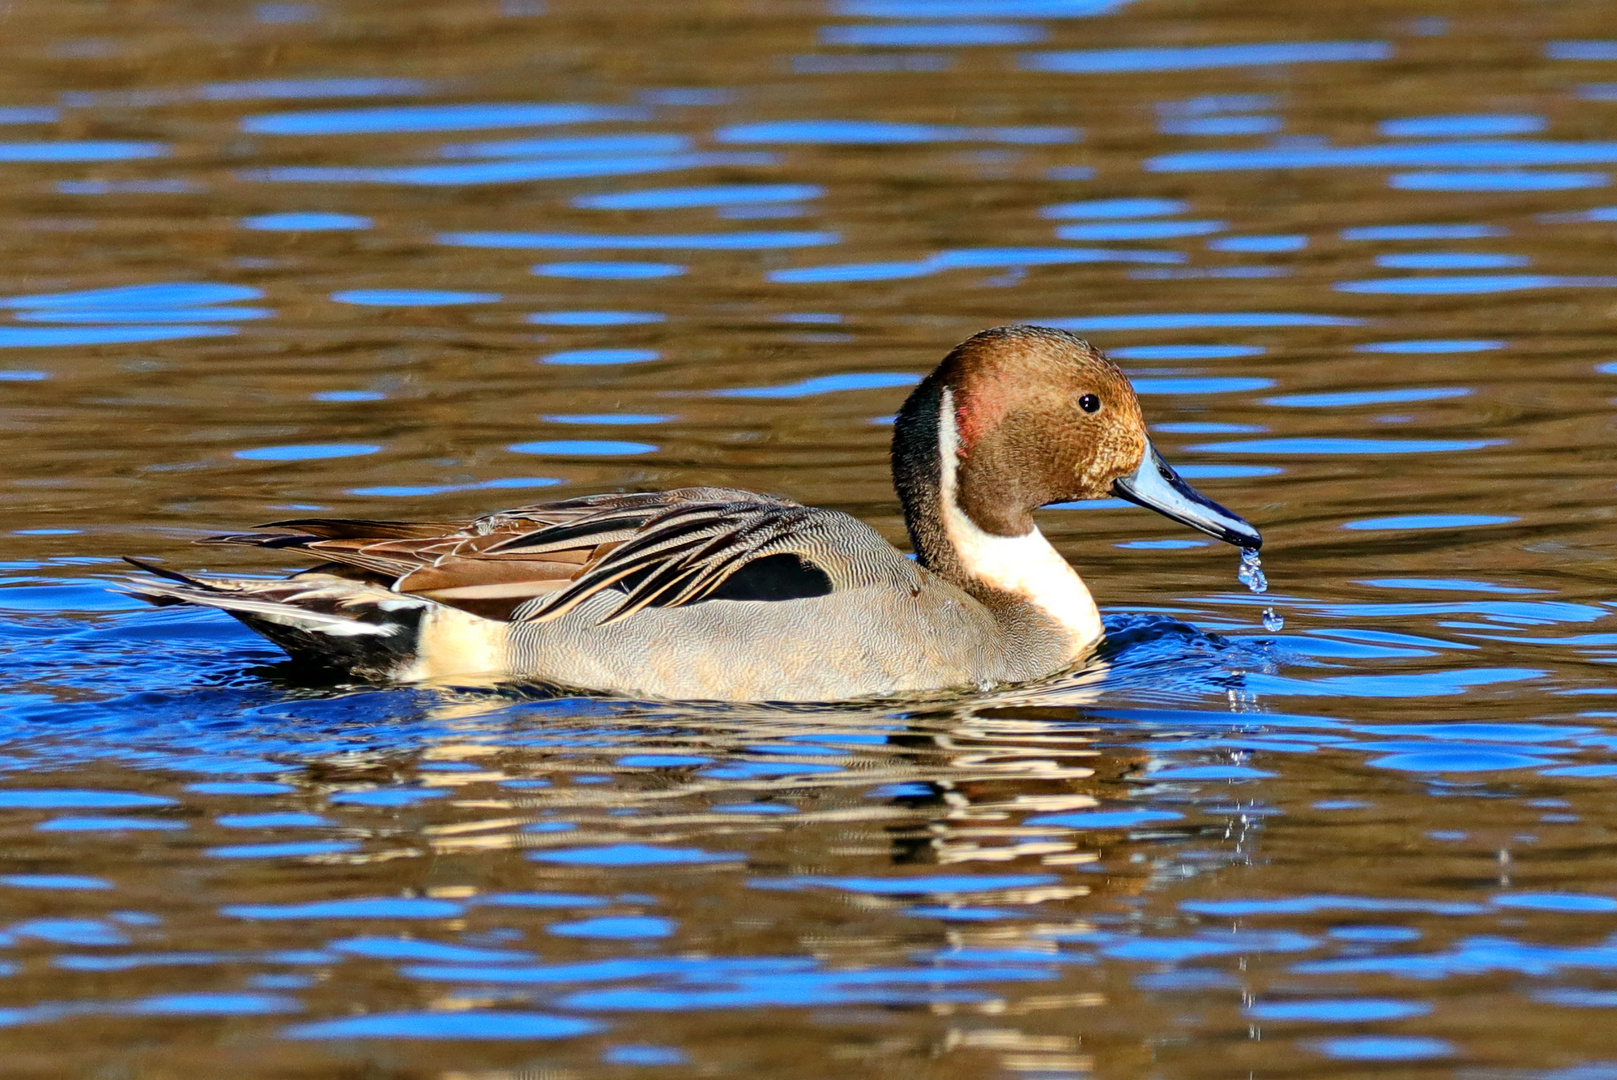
[3,0,1617,1075]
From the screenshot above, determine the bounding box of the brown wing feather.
[397,555,590,592]
[199,486,821,623]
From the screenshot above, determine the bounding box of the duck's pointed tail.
[119,559,428,679]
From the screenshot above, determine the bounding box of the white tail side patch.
[937,388,1103,653]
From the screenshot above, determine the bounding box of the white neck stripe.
[936,388,1102,652]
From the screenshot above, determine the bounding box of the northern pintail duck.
[125,325,1260,701]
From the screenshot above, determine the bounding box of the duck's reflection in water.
[331,658,1231,911]
[359,672,1234,1074]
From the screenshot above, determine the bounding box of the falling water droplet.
[1237,547,1267,594]
[1238,549,1282,631]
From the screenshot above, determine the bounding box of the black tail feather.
[198,532,320,549]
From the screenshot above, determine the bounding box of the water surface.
[2,0,1617,1076]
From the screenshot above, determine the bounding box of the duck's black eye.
[1079,393,1101,414]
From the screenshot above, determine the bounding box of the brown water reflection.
[2,0,1617,1075]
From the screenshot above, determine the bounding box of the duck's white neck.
[936,388,1102,652]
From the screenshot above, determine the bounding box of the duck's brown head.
[893,324,1260,565]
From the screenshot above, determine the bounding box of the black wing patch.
[698,552,834,603]
[516,501,838,625]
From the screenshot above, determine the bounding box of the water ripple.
[242,101,650,136]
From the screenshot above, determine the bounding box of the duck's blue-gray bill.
[1111,443,1262,549]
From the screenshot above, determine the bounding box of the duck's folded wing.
[201,487,884,623]
[489,498,845,624]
